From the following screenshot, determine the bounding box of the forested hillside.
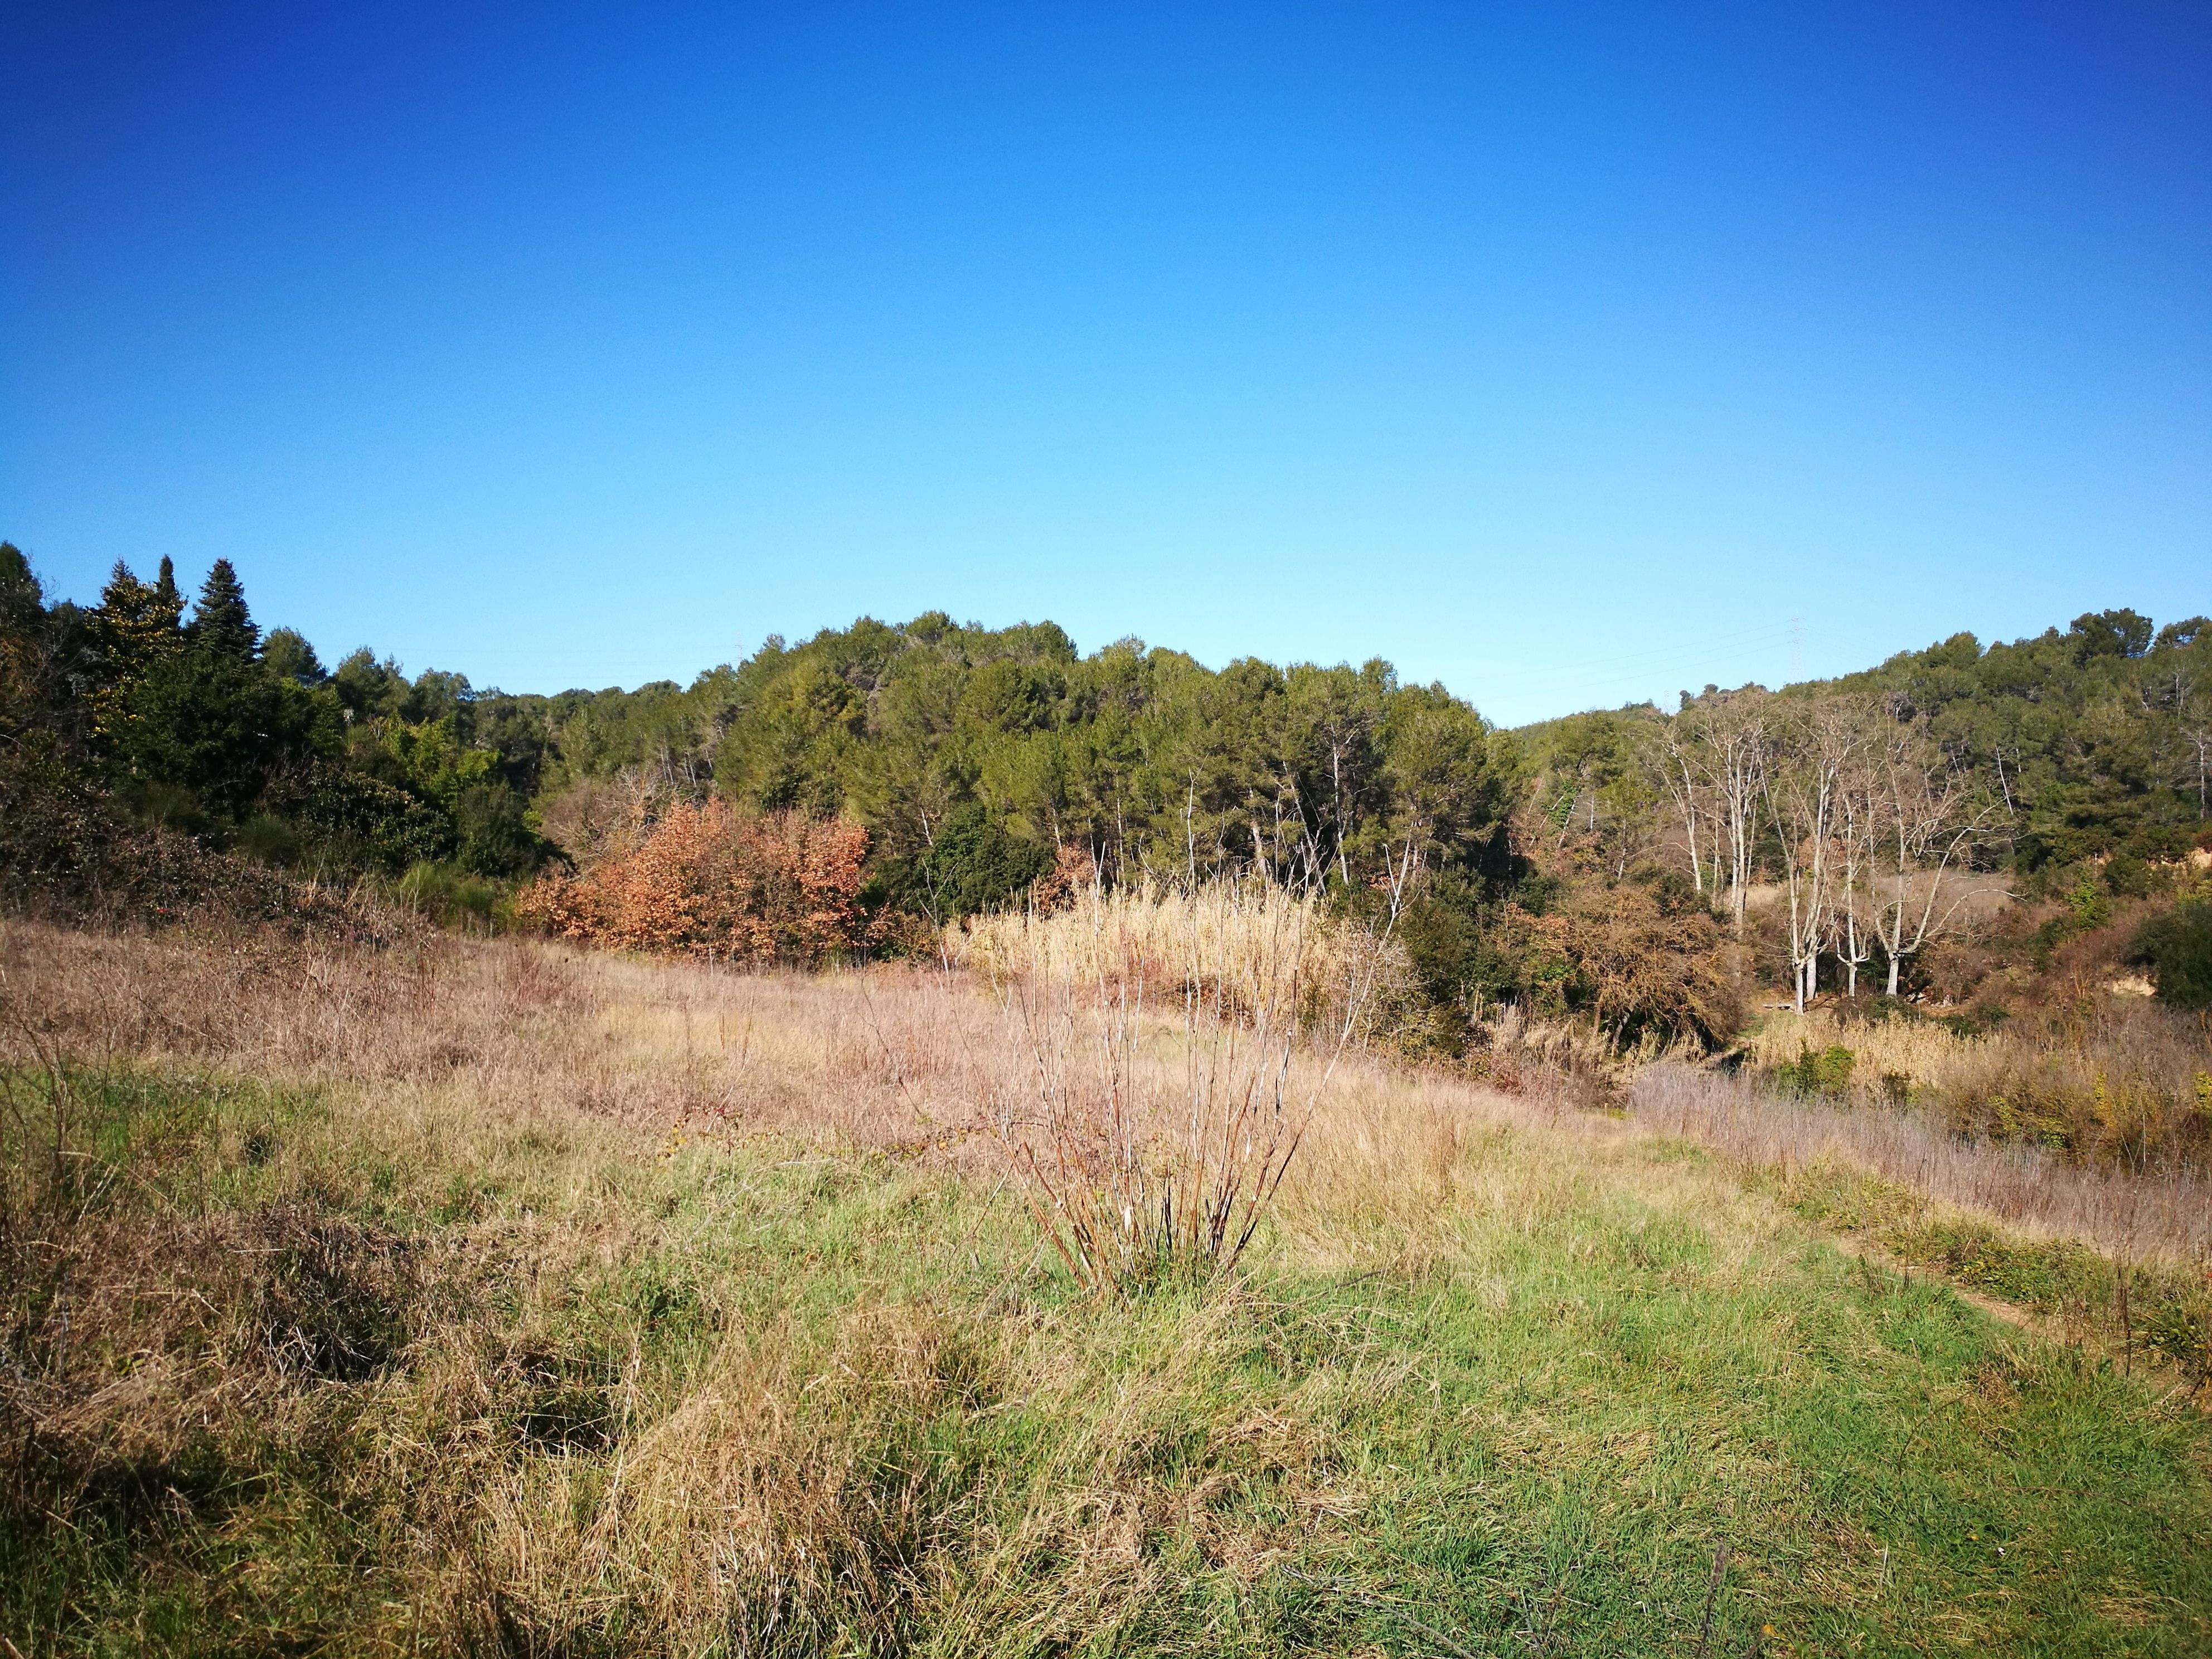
[4,543,2208,1048]
[1521,608,2212,886]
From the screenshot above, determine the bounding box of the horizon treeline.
[3,540,2208,1040]
[1,545,1520,911]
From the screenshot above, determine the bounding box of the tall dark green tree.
[112,652,334,819]
[188,559,259,662]
[260,628,327,686]
[0,542,41,634]
[1,543,51,744]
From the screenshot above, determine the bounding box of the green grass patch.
[4,1063,2210,1655]
[1762,1156,2212,1382]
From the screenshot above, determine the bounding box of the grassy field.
[3,923,2209,1656]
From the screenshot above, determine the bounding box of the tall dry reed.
[1742,1010,1984,1092]
[951,876,1394,1034]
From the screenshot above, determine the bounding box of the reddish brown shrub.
[1027,843,1096,916]
[515,802,885,963]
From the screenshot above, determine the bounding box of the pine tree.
[260,627,327,685]
[0,542,43,632]
[188,558,259,662]
[95,561,185,664]
[89,561,186,746]
[0,544,48,729]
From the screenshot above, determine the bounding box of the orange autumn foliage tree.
[516,802,885,962]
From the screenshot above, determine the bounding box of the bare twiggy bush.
[1479,1008,1632,1097]
[966,879,1387,1291]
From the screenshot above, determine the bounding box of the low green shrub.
[395,860,500,926]
[2130,899,2212,1011]
[1772,1042,1856,1099]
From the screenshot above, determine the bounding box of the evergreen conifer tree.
[0,542,43,632]
[0,544,48,729]
[95,561,184,660]
[88,561,185,746]
[188,558,259,662]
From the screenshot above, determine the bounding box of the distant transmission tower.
[1788,615,1804,683]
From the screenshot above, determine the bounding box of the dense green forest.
[4,542,2208,1041]
[0,545,1514,912]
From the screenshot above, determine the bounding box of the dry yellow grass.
[0,909,1695,1316]
[8,916,2195,1272]
[0,916,1645,1650]
[0,919,1000,1158]
[1743,1009,1988,1093]
[1631,1062,2211,1263]
[1746,1002,2212,1180]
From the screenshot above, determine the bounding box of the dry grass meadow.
[4,911,2211,1655]
[1740,1005,2212,1175]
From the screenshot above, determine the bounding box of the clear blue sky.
[4,2,2206,726]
